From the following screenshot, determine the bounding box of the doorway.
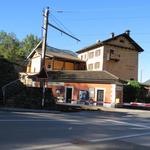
[96,89,104,105]
[66,87,73,103]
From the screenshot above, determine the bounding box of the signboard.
[48,82,64,86]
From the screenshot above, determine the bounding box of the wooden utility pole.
[41,7,49,108]
[41,7,49,69]
[39,7,80,108]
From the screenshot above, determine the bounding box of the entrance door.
[97,89,104,104]
[66,87,72,103]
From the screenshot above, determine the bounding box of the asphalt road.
[0,108,150,150]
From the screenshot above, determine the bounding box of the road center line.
[89,132,150,143]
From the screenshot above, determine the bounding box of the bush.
[123,80,150,103]
[12,87,57,110]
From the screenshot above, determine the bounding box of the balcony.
[110,53,120,61]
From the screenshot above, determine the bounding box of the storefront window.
[79,90,89,100]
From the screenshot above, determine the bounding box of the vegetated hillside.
[0,57,18,88]
[0,57,56,109]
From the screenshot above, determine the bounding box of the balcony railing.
[109,53,120,61]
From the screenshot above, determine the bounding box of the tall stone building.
[76,31,144,81]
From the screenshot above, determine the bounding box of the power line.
[54,16,150,22]
[49,14,75,36]
[53,6,150,13]
[48,22,80,42]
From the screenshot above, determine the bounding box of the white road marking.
[0,119,55,122]
[16,143,72,150]
[105,119,150,129]
[16,132,150,149]
[0,118,149,129]
[89,132,150,142]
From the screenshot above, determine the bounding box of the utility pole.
[41,7,49,108]
[41,7,49,69]
[39,6,80,108]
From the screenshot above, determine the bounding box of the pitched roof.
[46,70,124,84]
[27,41,84,62]
[76,32,144,54]
[37,46,83,62]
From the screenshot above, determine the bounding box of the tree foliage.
[123,80,150,103]
[0,31,20,62]
[0,31,40,62]
[20,34,40,58]
[127,80,141,88]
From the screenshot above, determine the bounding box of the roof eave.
[26,40,43,60]
[76,32,144,53]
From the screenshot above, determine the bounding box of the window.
[81,55,83,60]
[94,62,100,69]
[95,50,100,56]
[109,49,120,61]
[79,90,89,100]
[110,49,114,54]
[48,64,51,68]
[89,52,94,59]
[88,64,93,70]
[47,64,52,70]
[120,39,125,43]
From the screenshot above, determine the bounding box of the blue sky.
[0,0,150,82]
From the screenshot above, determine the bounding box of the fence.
[1,79,25,106]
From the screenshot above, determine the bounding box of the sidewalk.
[0,105,149,114]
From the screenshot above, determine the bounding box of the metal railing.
[1,79,23,105]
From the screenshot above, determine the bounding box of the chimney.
[125,30,130,36]
[96,40,101,43]
[110,32,115,38]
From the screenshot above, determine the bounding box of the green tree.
[0,31,20,62]
[0,31,41,62]
[20,34,40,58]
[127,80,141,89]
[124,80,141,102]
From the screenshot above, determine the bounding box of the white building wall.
[111,84,116,107]
[103,84,116,108]
[78,46,104,71]
[31,56,41,73]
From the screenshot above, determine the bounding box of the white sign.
[48,82,64,86]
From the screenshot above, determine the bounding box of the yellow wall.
[65,62,74,70]
[26,65,31,73]
[27,52,86,73]
[45,59,75,70]
[54,60,64,70]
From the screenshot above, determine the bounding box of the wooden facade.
[26,46,86,73]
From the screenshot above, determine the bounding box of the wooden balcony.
[110,53,120,61]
